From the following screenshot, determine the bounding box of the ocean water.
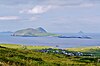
[0,33,100,48]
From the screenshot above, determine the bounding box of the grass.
[0,44,100,66]
[67,46,100,57]
[32,33,61,37]
[67,46,100,52]
[0,44,52,50]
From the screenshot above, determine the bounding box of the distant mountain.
[12,27,60,37]
[36,27,47,33]
[77,31,92,39]
[58,31,92,39]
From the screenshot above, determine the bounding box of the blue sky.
[0,0,100,33]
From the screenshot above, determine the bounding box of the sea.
[0,33,100,48]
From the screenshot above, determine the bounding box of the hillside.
[12,27,60,37]
[0,44,100,66]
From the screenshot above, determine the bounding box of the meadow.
[0,44,100,66]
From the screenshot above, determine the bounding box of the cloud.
[20,3,94,15]
[65,3,95,8]
[0,16,19,20]
[20,5,53,14]
[28,5,52,14]
[0,0,100,6]
[39,0,98,7]
[19,0,98,15]
[0,0,33,5]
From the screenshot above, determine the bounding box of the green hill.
[12,27,61,37]
[0,44,100,66]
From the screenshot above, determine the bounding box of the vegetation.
[31,33,61,37]
[0,44,100,66]
[13,27,61,37]
[0,44,52,50]
[67,46,100,57]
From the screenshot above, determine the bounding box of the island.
[58,31,92,39]
[12,27,61,37]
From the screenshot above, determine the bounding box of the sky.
[0,0,100,33]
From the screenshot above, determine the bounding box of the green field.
[0,44,100,66]
[67,46,100,57]
[0,44,52,50]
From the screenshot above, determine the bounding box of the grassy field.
[0,44,100,66]
[67,46,100,57]
[0,44,52,50]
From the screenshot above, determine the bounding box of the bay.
[0,33,100,48]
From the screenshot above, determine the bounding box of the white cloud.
[28,5,52,14]
[20,5,53,14]
[64,3,95,8]
[0,16,19,20]
[19,1,96,15]
[39,0,97,7]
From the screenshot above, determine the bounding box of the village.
[36,48,94,56]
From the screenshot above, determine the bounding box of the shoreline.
[0,43,100,50]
